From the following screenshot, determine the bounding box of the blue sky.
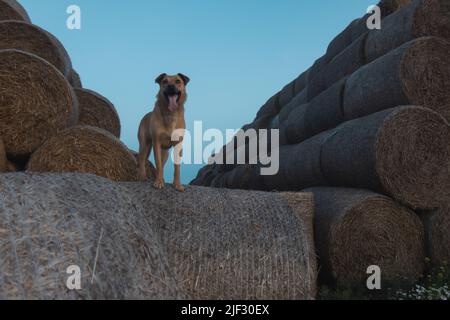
[20,0,375,183]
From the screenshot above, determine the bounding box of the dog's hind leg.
[138,138,152,181]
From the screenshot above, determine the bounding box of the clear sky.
[20,0,375,183]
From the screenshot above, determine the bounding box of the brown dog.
[137,73,190,191]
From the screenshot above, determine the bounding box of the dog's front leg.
[153,141,165,189]
[173,144,185,192]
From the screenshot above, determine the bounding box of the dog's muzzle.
[164,86,181,112]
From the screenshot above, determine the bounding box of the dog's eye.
[176,79,181,84]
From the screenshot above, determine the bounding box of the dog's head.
[155,73,190,112]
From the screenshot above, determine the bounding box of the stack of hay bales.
[192,0,450,288]
[0,0,140,181]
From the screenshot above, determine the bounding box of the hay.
[0,49,78,159]
[365,0,450,63]
[378,0,412,17]
[27,126,138,182]
[121,183,317,300]
[294,69,310,95]
[305,187,425,288]
[0,0,30,22]
[0,137,5,172]
[75,88,121,138]
[265,107,450,210]
[279,87,308,124]
[308,34,366,100]
[278,80,296,108]
[421,206,450,268]
[0,173,181,299]
[255,93,280,120]
[284,78,346,144]
[68,68,82,88]
[0,21,72,78]
[344,37,450,122]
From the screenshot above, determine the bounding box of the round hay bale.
[278,80,296,108]
[121,182,317,300]
[279,87,308,124]
[255,93,280,120]
[27,126,137,182]
[68,68,82,88]
[422,206,450,268]
[130,149,156,181]
[305,187,425,288]
[0,49,78,159]
[0,173,182,299]
[294,68,310,95]
[0,21,72,77]
[366,0,450,63]
[75,88,121,138]
[345,37,450,122]
[0,0,30,22]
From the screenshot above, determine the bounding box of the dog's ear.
[178,73,190,85]
[155,73,167,84]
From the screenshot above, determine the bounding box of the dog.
[137,73,190,192]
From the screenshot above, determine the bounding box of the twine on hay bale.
[0,20,72,78]
[0,49,78,159]
[421,205,450,268]
[27,126,138,182]
[305,187,425,288]
[366,0,450,63]
[121,183,318,300]
[68,68,82,88]
[344,37,450,122]
[75,88,121,138]
[0,173,182,299]
[0,0,30,22]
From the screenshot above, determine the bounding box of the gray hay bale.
[305,187,425,288]
[344,37,450,122]
[121,183,317,300]
[265,106,450,210]
[308,34,366,100]
[284,78,346,144]
[0,21,72,78]
[306,55,329,86]
[68,69,82,88]
[278,80,296,108]
[0,0,31,22]
[0,173,181,300]
[294,69,310,95]
[421,205,450,268]
[255,93,280,120]
[279,87,308,124]
[365,0,450,64]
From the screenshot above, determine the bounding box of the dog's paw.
[174,184,185,192]
[153,179,165,189]
[138,173,148,182]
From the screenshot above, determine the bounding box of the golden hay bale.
[0,173,182,299]
[306,187,425,288]
[129,149,156,181]
[0,20,72,77]
[27,126,138,182]
[0,49,78,159]
[0,0,30,22]
[75,88,121,138]
[68,68,82,88]
[422,205,450,268]
[121,183,318,300]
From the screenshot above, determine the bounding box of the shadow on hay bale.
[0,20,72,78]
[68,68,82,88]
[0,173,182,300]
[305,187,425,289]
[27,126,138,182]
[75,88,121,138]
[129,149,156,181]
[0,49,78,160]
[421,205,450,268]
[0,0,30,22]
[121,182,317,300]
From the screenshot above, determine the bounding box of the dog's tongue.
[168,95,178,112]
